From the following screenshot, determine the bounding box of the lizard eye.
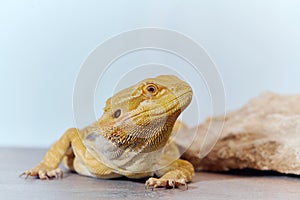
[144,84,158,96]
[113,109,121,118]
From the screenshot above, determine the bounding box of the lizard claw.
[19,172,26,178]
[19,170,33,179]
[19,172,29,178]
[55,169,63,178]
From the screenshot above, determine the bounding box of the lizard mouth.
[155,90,193,116]
[113,88,193,127]
[128,90,193,120]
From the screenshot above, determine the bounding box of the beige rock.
[175,92,300,175]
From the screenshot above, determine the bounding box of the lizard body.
[21,75,195,189]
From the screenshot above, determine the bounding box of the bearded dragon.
[20,75,195,189]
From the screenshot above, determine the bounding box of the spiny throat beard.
[104,111,180,153]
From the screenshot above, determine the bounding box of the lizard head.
[97,75,193,152]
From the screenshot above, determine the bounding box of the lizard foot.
[145,177,188,190]
[20,166,63,180]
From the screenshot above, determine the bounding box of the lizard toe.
[46,168,63,178]
[20,167,63,180]
[145,177,188,190]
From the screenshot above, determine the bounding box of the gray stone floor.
[1,148,300,200]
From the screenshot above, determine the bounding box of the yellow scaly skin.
[21,75,195,189]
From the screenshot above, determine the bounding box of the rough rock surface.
[175,92,300,175]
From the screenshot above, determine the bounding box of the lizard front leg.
[146,159,195,189]
[20,128,79,179]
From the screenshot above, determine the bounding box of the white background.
[1,0,299,148]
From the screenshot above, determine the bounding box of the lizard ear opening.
[113,109,121,118]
